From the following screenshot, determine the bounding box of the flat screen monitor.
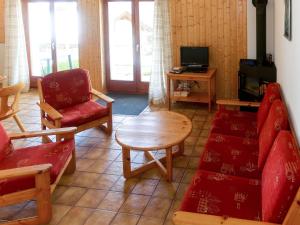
[180,46,209,67]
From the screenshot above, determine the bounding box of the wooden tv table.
[115,111,192,182]
[167,68,217,112]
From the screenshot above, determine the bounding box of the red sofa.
[173,83,300,225]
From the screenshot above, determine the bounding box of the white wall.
[274,0,300,142]
[247,0,275,58]
[0,44,4,75]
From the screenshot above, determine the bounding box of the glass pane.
[28,2,52,76]
[108,2,133,81]
[54,2,79,71]
[139,2,154,82]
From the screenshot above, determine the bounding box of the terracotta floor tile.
[137,216,164,225]
[55,187,87,206]
[111,213,140,225]
[131,179,159,195]
[84,210,116,225]
[85,159,113,173]
[143,197,172,219]
[91,174,120,190]
[119,194,150,214]
[153,181,179,199]
[98,191,128,211]
[76,189,107,208]
[110,177,139,193]
[49,204,71,225]
[57,207,94,225]
[71,172,100,188]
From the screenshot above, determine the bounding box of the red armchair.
[174,131,300,225]
[211,83,281,138]
[0,123,76,225]
[37,68,114,141]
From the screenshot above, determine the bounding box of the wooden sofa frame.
[0,127,77,225]
[37,79,114,141]
[173,99,300,225]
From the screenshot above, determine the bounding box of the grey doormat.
[97,93,148,115]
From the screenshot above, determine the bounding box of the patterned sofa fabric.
[199,99,288,179]
[181,131,300,224]
[211,83,281,138]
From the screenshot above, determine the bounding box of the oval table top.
[115,111,192,151]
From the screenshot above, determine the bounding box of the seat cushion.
[180,170,261,221]
[199,133,260,178]
[211,117,257,138]
[261,131,300,223]
[0,140,74,195]
[48,100,109,127]
[41,68,92,109]
[258,99,289,171]
[0,123,13,161]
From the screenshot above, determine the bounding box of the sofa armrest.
[173,211,278,225]
[37,102,63,120]
[91,89,114,104]
[0,164,52,180]
[217,99,261,108]
[9,127,77,140]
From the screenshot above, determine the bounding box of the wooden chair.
[0,82,26,132]
[37,68,114,141]
[0,123,77,225]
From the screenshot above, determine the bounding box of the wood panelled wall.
[170,0,247,98]
[0,0,4,43]
[78,0,104,91]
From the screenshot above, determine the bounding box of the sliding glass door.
[104,0,154,93]
[23,0,79,86]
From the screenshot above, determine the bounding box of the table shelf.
[171,92,209,103]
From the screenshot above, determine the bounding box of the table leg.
[122,147,131,178]
[208,79,212,113]
[179,141,185,155]
[166,147,173,182]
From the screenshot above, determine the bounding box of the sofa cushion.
[211,117,257,138]
[47,100,109,127]
[0,140,74,195]
[199,133,260,178]
[258,99,289,170]
[180,170,261,221]
[256,83,281,133]
[261,131,300,223]
[41,68,92,110]
[0,123,13,161]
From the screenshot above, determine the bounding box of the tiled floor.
[0,89,214,225]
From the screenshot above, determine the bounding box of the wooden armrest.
[173,211,278,225]
[91,89,114,103]
[9,127,77,140]
[217,99,261,108]
[37,102,63,120]
[0,164,52,180]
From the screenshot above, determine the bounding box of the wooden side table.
[115,111,192,182]
[167,68,217,112]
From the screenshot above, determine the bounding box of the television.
[180,46,209,68]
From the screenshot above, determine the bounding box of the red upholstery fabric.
[41,68,91,110]
[47,100,109,127]
[199,133,260,178]
[211,83,281,138]
[256,83,281,133]
[180,170,261,221]
[0,123,13,161]
[0,140,74,195]
[258,99,289,170]
[211,118,257,138]
[261,131,300,223]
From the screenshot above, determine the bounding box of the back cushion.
[0,123,13,161]
[262,131,300,223]
[257,83,281,133]
[41,68,92,109]
[258,99,289,170]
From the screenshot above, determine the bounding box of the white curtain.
[4,0,29,91]
[149,0,172,105]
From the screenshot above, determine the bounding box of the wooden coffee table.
[115,111,192,182]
